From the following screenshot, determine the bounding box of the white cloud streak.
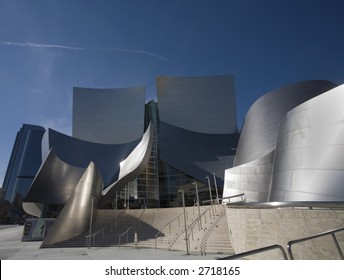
[0,41,170,62]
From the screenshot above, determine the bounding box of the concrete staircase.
[136,207,199,250]
[199,206,234,255]
[41,206,235,257]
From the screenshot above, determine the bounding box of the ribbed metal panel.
[223,151,275,202]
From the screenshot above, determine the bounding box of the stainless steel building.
[223,80,344,202]
[16,75,240,246]
[271,84,344,201]
[234,80,337,166]
[156,75,240,206]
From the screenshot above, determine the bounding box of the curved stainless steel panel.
[156,75,237,134]
[159,121,239,185]
[22,202,44,218]
[270,84,344,201]
[223,151,275,202]
[73,86,145,144]
[100,123,153,207]
[24,150,85,204]
[41,161,103,247]
[234,80,337,166]
[43,128,140,186]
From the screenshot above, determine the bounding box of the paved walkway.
[0,225,225,260]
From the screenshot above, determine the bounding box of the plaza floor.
[0,225,224,260]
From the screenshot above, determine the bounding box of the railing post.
[287,242,294,260]
[331,233,344,259]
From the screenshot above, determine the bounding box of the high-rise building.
[1,124,45,221]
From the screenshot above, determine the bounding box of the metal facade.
[100,123,154,207]
[224,80,344,202]
[271,84,344,201]
[73,86,145,144]
[223,151,275,202]
[42,128,140,186]
[41,162,103,247]
[156,75,237,134]
[234,80,337,166]
[157,75,239,188]
[159,121,239,185]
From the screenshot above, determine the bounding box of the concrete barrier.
[226,207,344,259]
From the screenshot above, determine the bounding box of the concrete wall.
[226,207,344,259]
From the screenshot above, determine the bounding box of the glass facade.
[1,124,45,222]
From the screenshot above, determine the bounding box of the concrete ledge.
[226,207,344,259]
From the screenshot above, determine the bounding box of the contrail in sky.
[0,41,169,62]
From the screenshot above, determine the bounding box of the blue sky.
[1,0,344,185]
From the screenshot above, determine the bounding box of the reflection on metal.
[24,124,153,244]
[157,75,239,187]
[271,84,344,201]
[159,121,239,185]
[224,80,344,203]
[225,201,344,209]
[100,123,154,207]
[41,162,103,247]
[41,128,140,186]
[25,150,85,204]
[223,151,275,202]
[22,202,44,218]
[234,80,337,166]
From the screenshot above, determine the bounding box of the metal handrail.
[218,244,288,260]
[226,201,344,210]
[118,225,135,247]
[85,212,121,248]
[221,193,245,203]
[287,227,344,260]
[199,205,227,256]
[186,205,213,244]
[85,227,106,248]
[154,213,183,250]
[85,210,126,247]
[137,208,146,226]
[202,193,245,205]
